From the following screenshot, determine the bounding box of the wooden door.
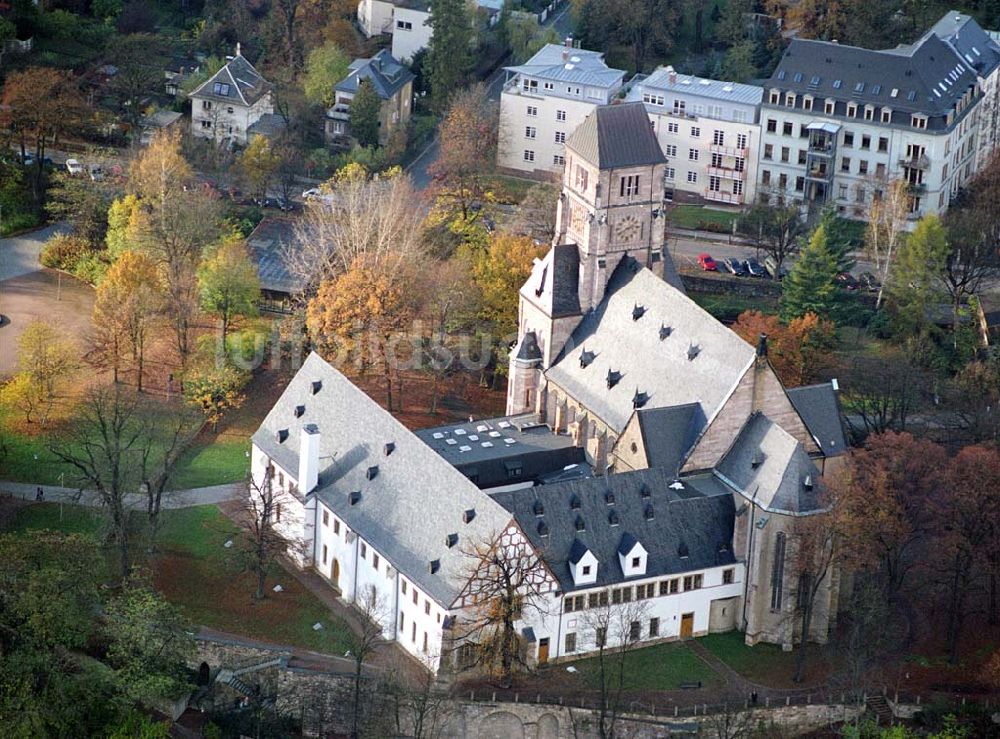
[680,613,694,638]
[332,559,340,589]
[538,638,550,665]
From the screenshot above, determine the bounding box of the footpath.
[0,480,244,508]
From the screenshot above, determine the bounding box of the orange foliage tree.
[731,310,836,387]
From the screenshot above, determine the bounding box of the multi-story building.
[189,44,273,146]
[325,50,414,147]
[627,66,763,207]
[497,42,625,178]
[358,0,501,63]
[757,11,1000,222]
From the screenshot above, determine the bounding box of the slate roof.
[546,257,755,434]
[414,417,587,490]
[490,468,737,592]
[519,243,581,319]
[505,44,626,88]
[335,50,414,100]
[768,34,978,118]
[786,383,848,458]
[247,112,287,138]
[636,67,763,106]
[252,353,514,605]
[567,102,667,169]
[514,331,542,361]
[929,10,1000,78]
[635,403,704,474]
[247,219,305,295]
[715,412,825,515]
[191,52,271,106]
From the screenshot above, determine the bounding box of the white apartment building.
[497,43,625,177]
[757,11,1000,223]
[358,0,500,63]
[628,66,763,207]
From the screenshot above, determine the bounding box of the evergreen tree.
[815,206,857,273]
[780,224,839,321]
[350,78,382,149]
[426,0,473,111]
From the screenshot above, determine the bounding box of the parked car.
[722,257,749,276]
[65,158,83,175]
[764,255,787,280]
[835,272,859,290]
[744,258,768,278]
[697,253,718,271]
[859,272,882,292]
[88,165,104,182]
[301,188,320,200]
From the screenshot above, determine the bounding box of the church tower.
[507,102,670,416]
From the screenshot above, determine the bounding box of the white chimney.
[299,424,320,494]
[667,65,677,85]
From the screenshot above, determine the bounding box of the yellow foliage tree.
[239,136,281,201]
[1,321,78,424]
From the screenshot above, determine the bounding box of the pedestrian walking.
[35,486,44,501]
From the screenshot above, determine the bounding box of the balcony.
[898,154,931,169]
[907,182,927,194]
[807,142,836,156]
[707,166,745,181]
[704,189,743,205]
[327,104,351,122]
[709,144,749,158]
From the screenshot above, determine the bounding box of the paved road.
[0,480,244,508]
[0,222,67,282]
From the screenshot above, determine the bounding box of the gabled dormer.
[618,532,648,577]
[568,539,598,586]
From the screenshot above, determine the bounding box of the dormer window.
[569,540,598,585]
[769,89,780,104]
[618,534,648,577]
[785,93,796,108]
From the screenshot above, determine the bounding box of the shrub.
[72,252,110,286]
[696,219,732,234]
[40,234,91,271]
[0,211,41,236]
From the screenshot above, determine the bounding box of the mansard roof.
[566,102,667,170]
[715,412,825,515]
[929,10,1000,78]
[545,257,755,434]
[491,468,736,592]
[252,353,513,605]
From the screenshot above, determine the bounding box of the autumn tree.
[198,234,261,343]
[182,363,248,429]
[291,165,427,295]
[302,42,350,107]
[350,78,382,149]
[45,170,115,247]
[93,251,161,390]
[780,223,839,321]
[104,194,143,259]
[866,178,910,309]
[239,135,281,201]
[306,258,417,409]
[738,200,805,275]
[430,84,499,221]
[2,320,78,424]
[937,445,1000,663]
[0,67,89,198]
[947,353,1000,443]
[732,310,836,387]
[129,130,223,370]
[834,432,947,598]
[425,0,473,110]
[457,530,551,686]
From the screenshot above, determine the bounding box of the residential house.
[497,42,626,177]
[627,66,763,207]
[325,49,414,146]
[757,10,1000,223]
[359,0,503,63]
[189,44,274,146]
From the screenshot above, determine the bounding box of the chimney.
[756,333,768,357]
[563,48,569,62]
[667,65,677,85]
[299,424,320,494]
[564,37,572,47]
[236,41,242,57]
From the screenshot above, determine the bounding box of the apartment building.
[628,66,763,207]
[758,12,1000,222]
[497,42,626,177]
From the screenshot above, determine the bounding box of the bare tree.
[509,183,559,244]
[422,259,479,415]
[455,529,552,686]
[289,168,428,298]
[841,347,928,437]
[578,597,651,739]
[702,686,759,739]
[380,652,455,739]
[138,408,201,553]
[344,584,388,739]
[737,198,805,275]
[865,178,910,309]
[236,471,303,600]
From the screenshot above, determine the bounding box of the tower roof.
[566,102,667,169]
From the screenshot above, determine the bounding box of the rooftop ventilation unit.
[276,429,289,443]
[294,405,305,418]
[384,442,395,456]
[349,491,361,505]
[606,369,622,389]
[311,380,322,394]
[463,509,476,524]
[659,325,672,340]
[429,559,440,574]
[367,466,378,480]
[445,533,458,548]
[632,304,646,321]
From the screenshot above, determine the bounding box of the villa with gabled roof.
[189,43,274,145]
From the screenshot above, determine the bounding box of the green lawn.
[485,174,537,204]
[669,204,740,232]
[570,641,720,691]
[171,435,250,489]
[3,503,353,655]
[689,292,779,323]
[699,632,820,686]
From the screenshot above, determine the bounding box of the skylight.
[833,80,842,89]
[793,73,803,82]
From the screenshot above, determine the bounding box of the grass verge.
[669,204,740,232]
[569,641,720,691]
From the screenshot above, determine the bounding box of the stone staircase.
[866,693,895,726]
[216,655,285,698]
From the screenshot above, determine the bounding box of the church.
[251,102,849,672]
